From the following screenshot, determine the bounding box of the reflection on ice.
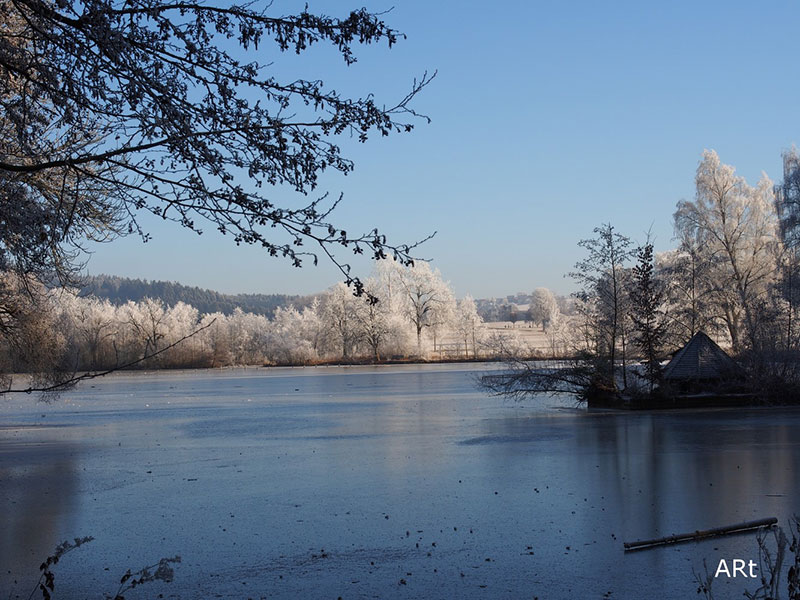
[0,437,79,591]
[0,366,798,599]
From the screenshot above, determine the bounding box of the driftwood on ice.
[623,517,778,551]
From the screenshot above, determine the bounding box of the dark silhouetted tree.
[0,0,432,385]
[0,0,433,295]
[569,223,634,392]
[629,243,667,393]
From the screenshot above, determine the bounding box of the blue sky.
[86,0,800,298]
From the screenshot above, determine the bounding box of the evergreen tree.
[630,243,668,393]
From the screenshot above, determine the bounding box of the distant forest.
[80,274,548,323]
[80,274,315,318]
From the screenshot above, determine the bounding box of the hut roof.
[662,332,738,381]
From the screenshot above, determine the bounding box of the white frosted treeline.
[41,261,521,369]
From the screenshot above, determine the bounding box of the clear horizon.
[85,0,800,298]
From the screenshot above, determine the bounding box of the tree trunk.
[620,321,628,390]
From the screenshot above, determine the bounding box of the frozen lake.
[2,364,799,599]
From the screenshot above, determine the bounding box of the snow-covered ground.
[2,365,798,599]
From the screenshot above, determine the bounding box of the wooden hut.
[662,331,740,392]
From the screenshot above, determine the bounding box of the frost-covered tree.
[226,308,253,365]
[367,262,416,357]
[0,274,69,390]
[320,282,363,360]
[658,242,718,345]
[200,312,232,367]
[453,296,482,358]
[390,261,456,357]
[61,295,118,369]
[543,317,572,358]
[352,283,396,362]
[267,305,317,364]
[162,302,201,366]
[674,150,781,352]
[529,288,560,332]
[297,299,326,357]
[123,297,168,363]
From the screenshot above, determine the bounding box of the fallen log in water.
[624,517,777,551]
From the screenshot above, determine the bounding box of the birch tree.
[674,150,781,352]
[393,262,456,357]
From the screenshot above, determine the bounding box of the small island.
[482,151,800,410]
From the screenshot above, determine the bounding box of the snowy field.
[435,322,555,358]
[2,365,799,599]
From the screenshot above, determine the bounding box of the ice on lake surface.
[2,363,799,599]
